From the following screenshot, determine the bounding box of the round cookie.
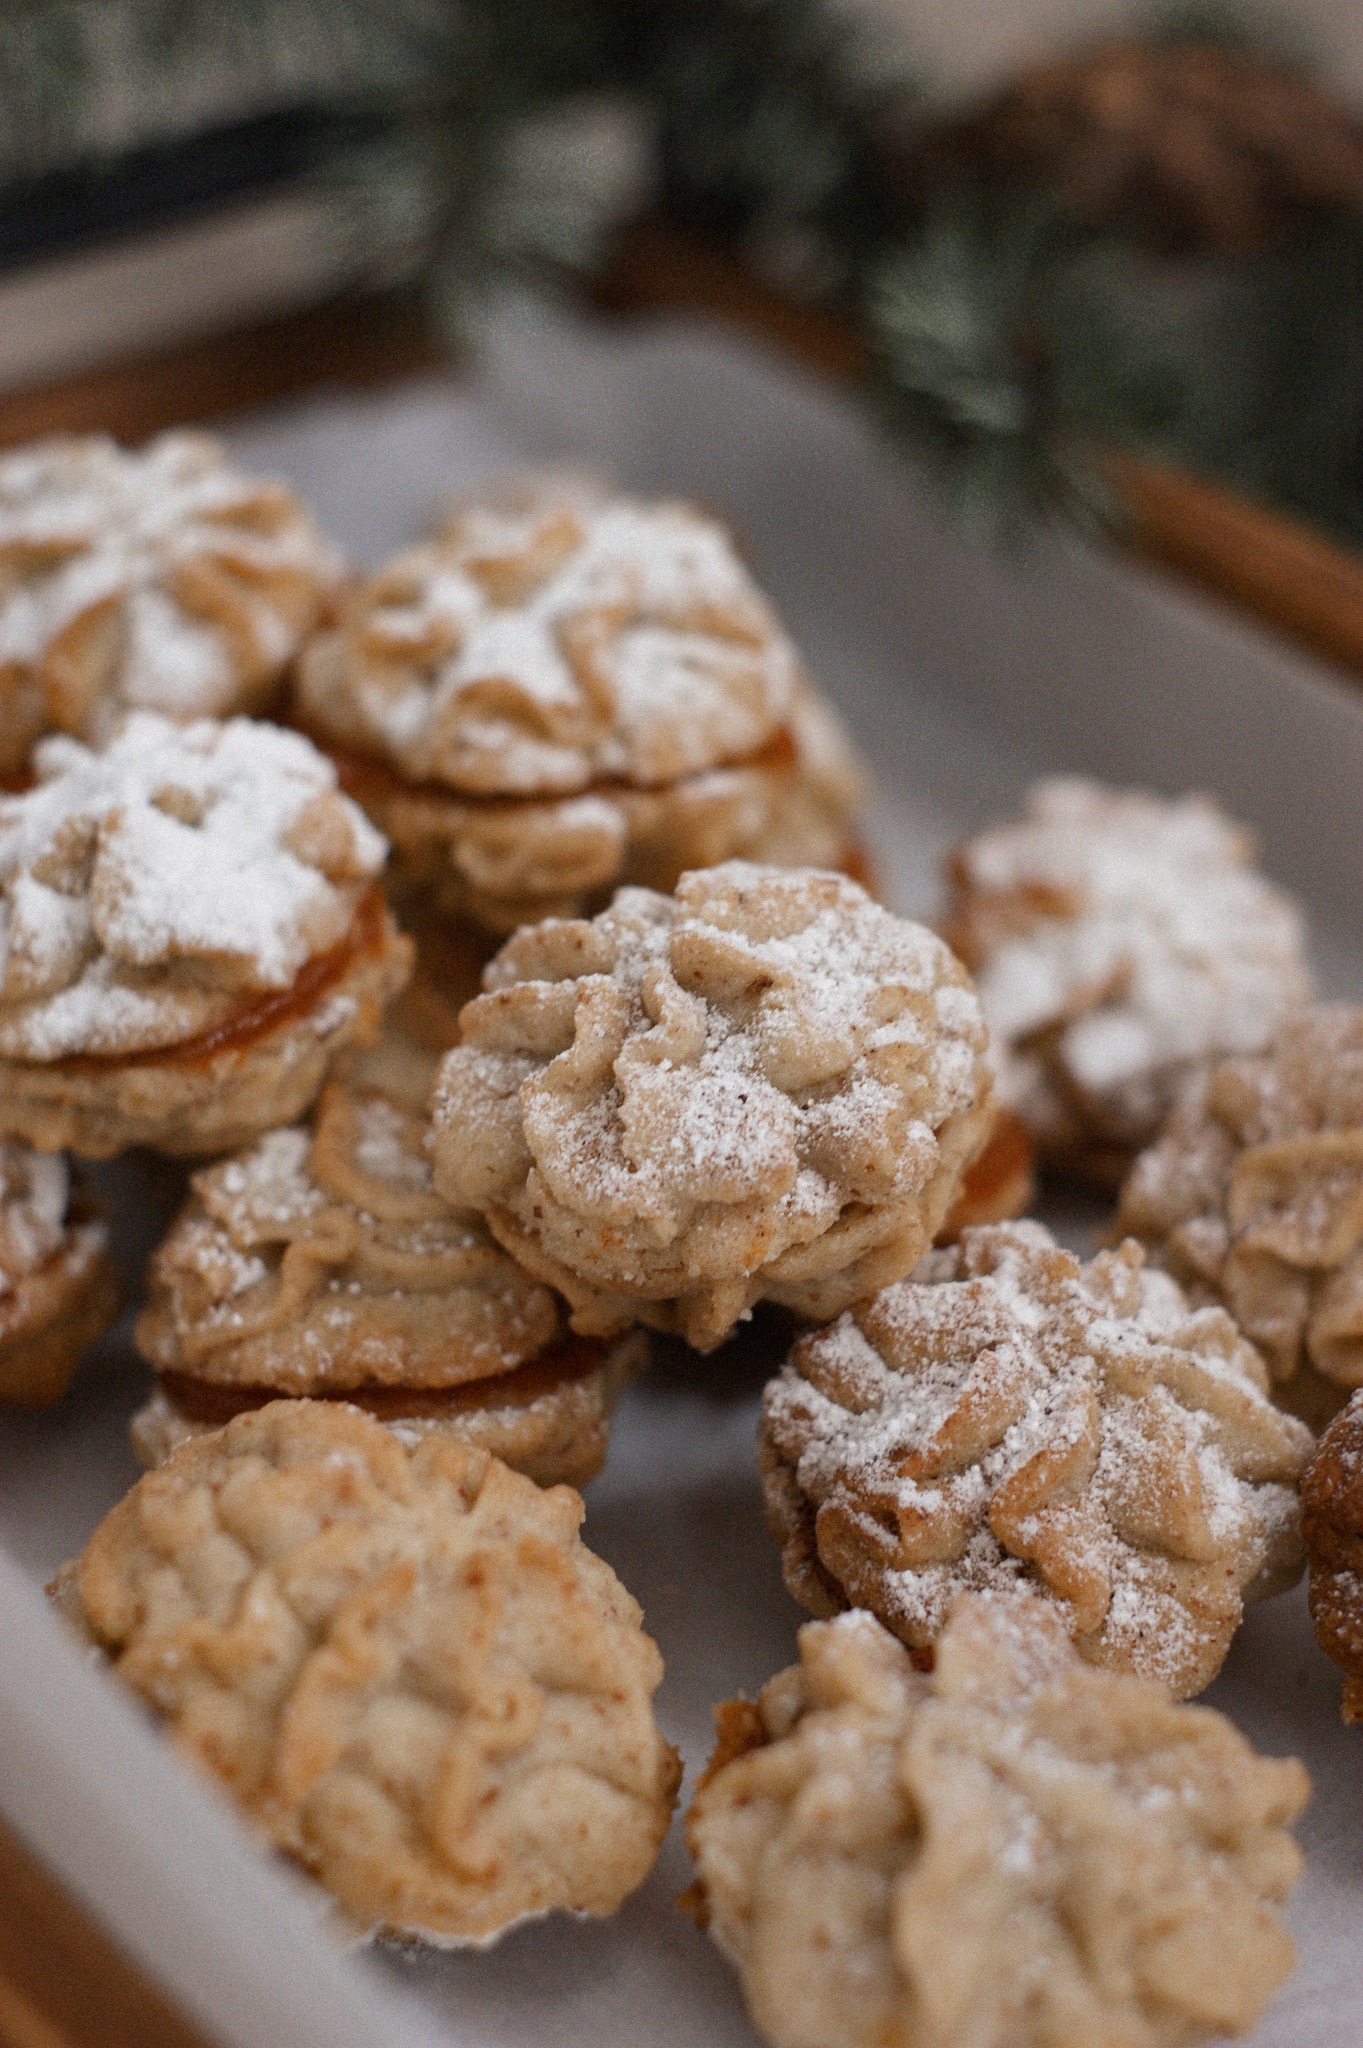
[944,778,1313,1184]
[55,1400,681,1945]
[133,1080,642,1488]
[431,862,995,1352]
[0,1139,118,1405]
[0,430,340,775]
[296,477,865,934]
[761,1220,1312,1697]
[0,713,411,1157]
[686,1597,1308,2048]
[1118,1003,1363,1426]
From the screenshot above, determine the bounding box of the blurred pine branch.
[0,0,1360,557]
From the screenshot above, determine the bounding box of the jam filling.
[158,1331,610,1426]
[57,886,390,1073]
[949,1122,1023,1212]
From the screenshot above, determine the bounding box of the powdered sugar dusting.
[0,1140,73,1288]
[301,479,799,795]
[0,713,387,1058]
[436,861,993,1348]
[0,430,339,723]
[464,864,983,1230]
[763,1218,1314,1695]
[1118,1004,1363,1395]
[952,777,1313,1128]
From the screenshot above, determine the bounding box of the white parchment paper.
[3,306,1362,2048]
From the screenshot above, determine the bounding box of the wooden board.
[0,1821,215,2048]
[0,288,444,452]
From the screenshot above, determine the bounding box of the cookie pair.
[0,429,339,776]
[0,706,409,1407]
[0,712,410,1163]
[133,1078,642,1490]
[296,476,866,939]
[946,776,1313,1188]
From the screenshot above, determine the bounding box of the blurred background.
[1,0,1362,565]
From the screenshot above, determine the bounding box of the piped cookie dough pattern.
[0,431,340,775]
[1301,1390,1363,1723]
[296,479,864,932]
[686,1598,1308,2048]
[134,1080,641,1487]
[0,713,411,1156]
[432,863,995,1351]
[945,779,1312,1183]
[1118,1003,1363,1426]
[761,1220,1312,1697]
[0,1140,118,1405]
[56,1401,681,1945]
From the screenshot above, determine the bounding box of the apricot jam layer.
[59,886,390,1073]
[159,1332,611,1425]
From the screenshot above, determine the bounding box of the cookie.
[936,1106,1033,1239]
[761,1220,1312,1696]
[295,477,864,933]
[133,1081,642,1488]
[56,1400,681,1944]
[686,1596,1307,2048]
[0,713,411,1156]
[0,1139,118,1404]
[431,862,995,1351]
[0,430,339,775]
[1299,1390,1363,1720]
[1118,1003,1363,1425]
[945,778,1312,1184]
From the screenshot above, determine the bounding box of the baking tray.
[2,306,1362,2048]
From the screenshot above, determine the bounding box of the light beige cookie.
[945,778,1313,1184]
[761,1220,1312,1697]
[0,430,340,776]
[0,1139,118,1404]
[133,1080,641,1488]
[1118,1003,1363,1426]
[0,713,410,1156]
[686,1597,1308,2048]
[431,863,995,1352]
[131,1334,643,1492]
[57,1400,680,1944]
[296,477,864,933]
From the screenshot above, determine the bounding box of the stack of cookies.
[294,474,867,1045]
[6,429,1341,2045]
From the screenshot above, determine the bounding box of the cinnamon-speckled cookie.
[432,863,994,1350]
[0,713,410,1156]
[0,431,339,775]
[56,1400,680,1945]
[761,1221,1311,1697]
[687,1597,1307,2048]
[296,477,865,933]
